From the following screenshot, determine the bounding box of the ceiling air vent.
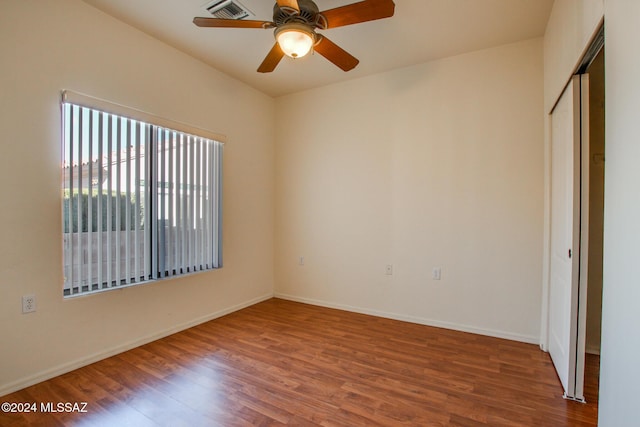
[203,0,254,20]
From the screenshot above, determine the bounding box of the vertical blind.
[62,92,223,297]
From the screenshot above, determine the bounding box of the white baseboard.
[0,293,274,398]
[274,293,539,345]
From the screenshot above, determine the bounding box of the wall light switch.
[432,268,442,281]
[385,264,393,275]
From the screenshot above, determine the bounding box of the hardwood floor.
[1,299,599,426]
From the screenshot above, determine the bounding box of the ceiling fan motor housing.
[273,0,322,27]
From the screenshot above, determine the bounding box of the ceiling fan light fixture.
[274,23,315,59]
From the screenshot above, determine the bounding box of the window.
[61,91,223,297]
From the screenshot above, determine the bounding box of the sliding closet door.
[548,75,588,401]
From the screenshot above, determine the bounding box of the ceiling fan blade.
[320,0,395,29]
[193,17,272,29]
[276,0,300,11]
[314,36,359,72]
[258,43,285,73]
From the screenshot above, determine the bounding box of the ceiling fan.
[193,0,395,73]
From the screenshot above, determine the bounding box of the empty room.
[1,0,638,426]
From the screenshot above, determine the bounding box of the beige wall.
[0,0,275,395]
[543,0,604,113]
[599,0,640,424]
[275,39,545,343]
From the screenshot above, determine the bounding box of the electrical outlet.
[385,264,393,275]
[432,267,442,281]
[22,295,36,314]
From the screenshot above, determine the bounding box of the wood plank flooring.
[0,298,599,426]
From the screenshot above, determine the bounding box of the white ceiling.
[82,0,554,98]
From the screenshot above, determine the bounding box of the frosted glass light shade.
[275,23,315,59]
